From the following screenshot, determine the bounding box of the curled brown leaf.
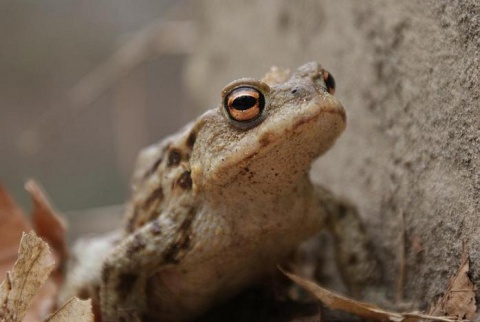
[282,269,462,322]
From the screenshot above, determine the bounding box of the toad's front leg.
[100,212,193,321]
[313,185,381,297]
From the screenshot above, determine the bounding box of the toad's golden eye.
[323,70,336,95]
[224,87,265,123]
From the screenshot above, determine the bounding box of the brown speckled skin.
[79,62,374,321]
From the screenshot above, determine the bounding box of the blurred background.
[1,0,196,236]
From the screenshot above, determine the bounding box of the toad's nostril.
[291,86,304,95]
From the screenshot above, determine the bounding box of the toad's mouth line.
[215,96,346,175]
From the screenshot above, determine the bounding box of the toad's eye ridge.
[224,87,265,123]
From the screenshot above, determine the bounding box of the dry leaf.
[429,245,477,320]
[282,269,460,322]
[0,231,55,322]
[25,181,69,320]
[26,180,68,263]
[44,297,93,322]
[0,185,31,276]
[0,183,91,320]
[0,182,71,321]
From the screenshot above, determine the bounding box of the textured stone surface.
[185,0,480,306]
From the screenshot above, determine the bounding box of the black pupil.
[232,95,257,110]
